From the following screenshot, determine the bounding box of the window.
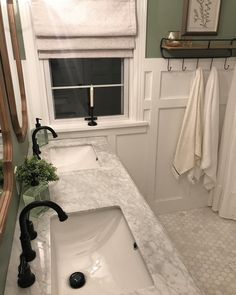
[46,58,128,122]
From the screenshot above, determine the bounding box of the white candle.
[90,85,94,107]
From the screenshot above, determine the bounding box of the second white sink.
[50,207,153,295]
[49,144,100,172]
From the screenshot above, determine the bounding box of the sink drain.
[133,242,138,250]
[69,272,86,289]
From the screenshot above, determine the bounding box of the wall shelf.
[160,38,236,59]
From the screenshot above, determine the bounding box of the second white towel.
[201,67,219,190]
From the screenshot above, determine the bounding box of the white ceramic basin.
[50,207,153,295]
[49,144,100,172]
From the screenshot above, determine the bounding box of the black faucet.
[18,200,68,288]
[18,254,35,288]
[32,126,58,159]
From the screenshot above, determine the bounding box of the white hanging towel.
[208,66,236,220]
[201,67,219,190]
[172,67,204,183]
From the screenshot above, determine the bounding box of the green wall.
[146,0,236,58]
[0,119,28,294]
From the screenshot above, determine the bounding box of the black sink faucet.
[32,126,58,159]
[18,201,68,288]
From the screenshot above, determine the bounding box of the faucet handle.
[35,118,42,127]
[33,142,42,160]
[18,254,35,288]
[26,219,37,240]
[20,233,36,262]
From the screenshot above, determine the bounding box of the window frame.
[43,58,129,125]
[19,0,148,131]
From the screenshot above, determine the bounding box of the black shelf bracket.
[160,38,236,60]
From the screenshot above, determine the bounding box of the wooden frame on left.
[0,53,14,240]
[0,1,28,142]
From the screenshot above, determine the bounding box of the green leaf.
[16,156,59,186]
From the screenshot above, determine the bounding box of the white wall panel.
[145,58,236,214]
[155,108,187,201]
[144,71,153,100]
[160,71,194,99]
[116,133,148,196]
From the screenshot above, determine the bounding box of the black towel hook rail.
[210,58,214,70]
[182,59,187,71]
[160,38,235,71]
[167,58,172,71]
[196,58,199,69]
[224,58,230,70]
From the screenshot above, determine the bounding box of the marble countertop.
[4,137,203,295]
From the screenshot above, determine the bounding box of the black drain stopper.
[69,272,86,289]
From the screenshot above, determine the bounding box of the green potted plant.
[16,156,58,187]
[16,156,59,216]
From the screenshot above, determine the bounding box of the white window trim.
[128,0,147,121]
[19,0,148,131]
[43,59,129,125]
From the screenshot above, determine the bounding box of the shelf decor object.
[182,0,222,35]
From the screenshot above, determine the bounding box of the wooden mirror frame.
[0,1,28,143]
[0,54,14,240]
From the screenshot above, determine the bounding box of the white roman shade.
[30,0,137,59]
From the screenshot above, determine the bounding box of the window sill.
[50,119,149,134]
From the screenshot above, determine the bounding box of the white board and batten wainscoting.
[144,58,236,214]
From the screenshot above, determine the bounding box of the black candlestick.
[85,106,97,126]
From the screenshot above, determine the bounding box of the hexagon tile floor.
[158,207,236,295]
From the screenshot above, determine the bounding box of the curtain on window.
[30,0,137,59]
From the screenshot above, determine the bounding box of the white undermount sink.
[49,144,100,172]
[50,207,153,295]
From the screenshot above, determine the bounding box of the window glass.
[49,58,124,119]
[53,87,123,119]
[50,58,122,87]
[53,89,88,119]
[93,87,122,116]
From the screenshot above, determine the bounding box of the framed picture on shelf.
[182,0,221,35]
